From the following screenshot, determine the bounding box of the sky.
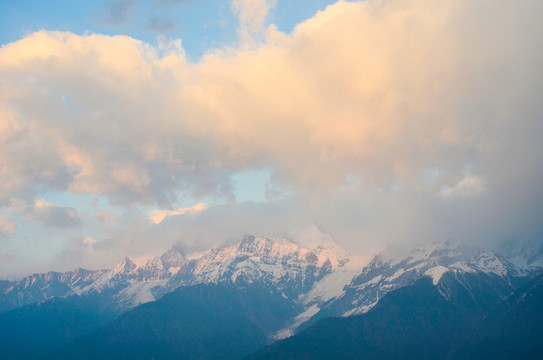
[0,0,542,278]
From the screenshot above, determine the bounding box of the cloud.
[52,235,120,273]
[147,15,180,33]
[83,236,98,245]
[96,0,138,26]
[0,253,14,262]
[440,175,487,198]
[108,199,315,257]
[149,202,211,224]
[151,0,191,9]
[0,216,15,237]
[95,209,117,229]
[0,0,542,274]
[14,199,82,228]
[231,0,277,42]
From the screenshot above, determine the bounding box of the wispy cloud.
[147,15,180,33]
[0,253,14,262]
[95,0,138,26]
[151,0,191,9]
[440,175,487,199]
[149,203,211,224]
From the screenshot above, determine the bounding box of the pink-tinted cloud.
[0,0,542,275]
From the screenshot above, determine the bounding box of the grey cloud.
[147,15,180,33]
[100,199,312,260]
[0,253,15,262]
[48,236,121,274]
[151,0,190,9]
[0,216,15,237]
[96,0,137,25]
[18,200,82,229]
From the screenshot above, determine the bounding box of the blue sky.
[0,0,336,60]
[0,0,542,278]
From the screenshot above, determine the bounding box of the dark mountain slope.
[50,282,296,360]
[450,274,543,359]
[0,293,116,360]
[247,273,543,360]
[246,276,484,360]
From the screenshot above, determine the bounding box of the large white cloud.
[0,0,542,274]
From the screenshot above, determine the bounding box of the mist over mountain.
[0,230,351,359]
[1,230,542,359]
[0,1,541,358]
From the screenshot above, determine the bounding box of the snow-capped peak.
[288,225,336,249]
[318,241,533,318]
[157,233,355,302]
[233,234,315,262]
[496,238,543,274]
[111,257,137,275]
[288,225,350,269]
[81,246,187,296]
[136,246,187,277]
[182,235,321,286]
[160,246,186,269]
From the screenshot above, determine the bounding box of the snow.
[507,256,530,272]
[367,275,383,285]
[271,328,294,341]
[406,243,440,265]
[293,304,320,325]
[288,225,350,269]
[188,234,353,287]
[132,255,155,268]
[424,266,449,285]
[450,262,476,273]
[343,300,378,316]
[6,233,543,339]
[168,266,180,275]
[530,257,543,269]
[387,268,406,282]
[302,267,359,305]
[408,261,428,271]
[271,304,320,341]
[469,252,507,276]
[310,241,540,324]
[20,231,355,316]
[118,279,167,307]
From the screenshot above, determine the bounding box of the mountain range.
[1,227,542,359]
[247,271,543,360]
